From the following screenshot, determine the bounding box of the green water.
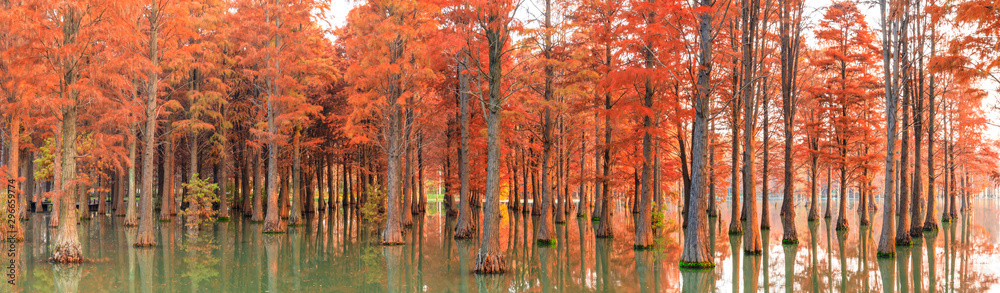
[3,199,999,292]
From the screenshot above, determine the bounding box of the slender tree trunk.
[536,0,556,243]
[911,34,924,236]
[729,111,742,234]
[402,131,413,226]
[251,150,264,222]
[473,19,508,273]
[594,93,614,238]
[328,155,336,211]
[740,0,762,252]
[708,119,717,217]
[876,0,900,257]
[680,0,715,267]
[896,71,911,245]
[634,27,656,247]
[592,109,603,219]
[762,98,771,231]
[7,117,24,241]
[577,134,588,218]
[779,0,802,243]
[50,124,62,228]
[218,126,230,221]
[289,127,302,226]
[923,25,938,230]
[555,115,566,224]
[454,54,475,239]
[125,123,139,226]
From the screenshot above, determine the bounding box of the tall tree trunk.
[635,21,656,247]
[473,16,508,273]
[402,130,414,226]
[125,123,139,226]
[50,124,62,228]
[740,0,762,253]
[762,97,771,231]
[53,103,81,261]
[289,126,302,226]
[594,93,614,237]
[555,114,566,224]
[218,126,230,221]
[454,53,475,239]
[679,0,715,268]
[896,67,911,245]
[418,137,426,213]
[536,0,556,243]
[708,119,717,217]
[7,116,24,241]
[910,8,925,235]
[252,150,264,222]
[779,0,803,243]
[592,109,603,219]
[876,0,900,258]
[577,134,588,218]
[923,32,938,230]
[328,155,335,210]
[729,108,742,234]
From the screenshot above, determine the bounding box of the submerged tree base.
[781,239,799,245]
[474,253,506,274]
[835,219,849,231]
[744,249,762,255]
[536,239,556,246]
[679,261,715,269]
[876,252,895,258]
[591,217,600,221]
[923,223,938,231]
[51,246,84,263]
[134,242,158,248]
[454,228,476,239]
[633,244,655,250]
[217,217,230,223]
[894,240,912,247]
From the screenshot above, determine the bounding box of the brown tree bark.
[634,19,656,247]
[535,0,556,243]
[594,93,614,238]
[125,123,139,226]
[251,150,264,222]
[454,54,475,239]
[679,0,715,267]
[779,0,803,243]
[7,116,24,241]
[876,0,900,258]
[289,126,303,226]
[160,122,176,221]
[896,68,911,245]
[473,13,509,273]
[923,30,938,230]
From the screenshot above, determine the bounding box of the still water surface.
[3,198,999,292]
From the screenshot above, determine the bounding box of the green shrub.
[360,184,386,224]
[179,174,219,230]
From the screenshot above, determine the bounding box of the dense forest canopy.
[0,0,998,273]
